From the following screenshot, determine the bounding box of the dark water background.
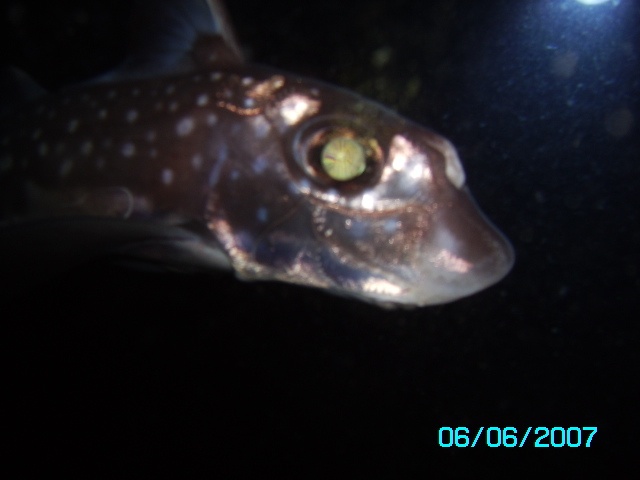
[2,0,638,475]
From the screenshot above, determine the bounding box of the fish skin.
[0,0,514,307]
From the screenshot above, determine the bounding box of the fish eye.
[292,115,383,191]
[321,137,366,181]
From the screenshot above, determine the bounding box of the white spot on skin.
[176,117,195,137]
[161,168,174,185]
[252,155,268,174]
[244,98,256,108]
[191,154,203,170]
[169,101,179,112]
[250,116,271,139]
[196,94,209,106]
[67,119,79,133]
[256,207,268,223]
[384,219,401,234]
[122,142,136,157]
[210,72,222,81]
[242,77,254,86]
[126,110,138,123]
[59,159,73,177]
[206,114,218,126]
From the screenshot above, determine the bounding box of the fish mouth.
[319,233,513,307]
[409,191,515,305]
[225,190,513,308]
[319,237,513,308]
[409,222,514,306]
[317,192,514,307]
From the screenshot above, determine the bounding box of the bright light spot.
[391,152,407,171]
[444,145,466,189]
[361,193,375,210]
[387,134,435,184]
[362,278,403,297]
[278,94,320,125]
[409,164,424,180]
[433,250,472,273]
[575,0,613,5]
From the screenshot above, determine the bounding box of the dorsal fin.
[97,0,244,83]
[0,66,47,118]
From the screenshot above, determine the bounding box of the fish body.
[0,0,513,307]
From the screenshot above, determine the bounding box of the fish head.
[205,70,514,307]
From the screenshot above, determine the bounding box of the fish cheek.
[311,205,431,271]
[203,139,312,280]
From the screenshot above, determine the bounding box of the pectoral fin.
[0,217,230,295]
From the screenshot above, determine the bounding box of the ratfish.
[0,0,514,307]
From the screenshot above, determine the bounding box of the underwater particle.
[321,137,366,181]
[405,76,422,100]
[371,46,393,69]
[550,50,579,78]
[604,107,634,138]
[0,155,12,172]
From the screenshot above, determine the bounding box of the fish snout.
[408,189,514,305]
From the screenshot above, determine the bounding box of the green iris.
[320,137,366,181]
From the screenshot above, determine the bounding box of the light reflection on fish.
[0,0,514,308]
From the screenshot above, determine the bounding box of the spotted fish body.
[0,0,513,307]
